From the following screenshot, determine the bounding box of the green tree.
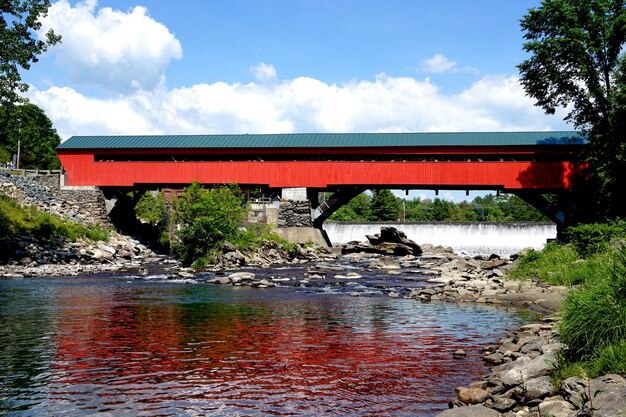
[456,201,478,221]
[330,192,371,221]
[472,194,505,221]
[518,0,626,218]
[0,103,61,168]
[1,0,61,106]
[426,198,456,221]
[404,197,428,221]
[498,194,549,222]
[370,189,401,221]
[172,183,246,265]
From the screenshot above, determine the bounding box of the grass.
[231,224,299,255]
[511,235,626,381]
[508,242,608,286]
[0,193,109,246]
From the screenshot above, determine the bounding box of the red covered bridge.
[56,131,586,227]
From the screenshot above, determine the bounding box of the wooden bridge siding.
[58,153,579,190]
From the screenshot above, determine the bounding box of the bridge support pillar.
[312,187,366,228]
[512,190,571,241]
[281,187,308,201]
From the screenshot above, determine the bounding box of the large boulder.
[366,226,422,255]
[586,374,626,417]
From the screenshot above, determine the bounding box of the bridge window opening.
[93,153,567,163]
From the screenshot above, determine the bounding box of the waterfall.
[323,222,557,257]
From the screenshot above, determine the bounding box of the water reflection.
[0,276,528,416]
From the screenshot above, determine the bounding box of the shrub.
[172,183,246,265]
[567,220,626,257]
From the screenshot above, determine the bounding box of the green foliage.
[0,193,109,246]
[518,0,626,219]
[172,182,246,265]
[0,0,61,106]
[509,242,604,286]
[230,224,299,255]
[330,192,372,221]
[0,205,11,257]
[370,189,401,221]
[517,238,626,379]
[134,191,168,226]
[427,198,457,221]
[0,103,61,169]
[588,341,626,377]
[330,191,549,222]
[560,246,626,367]
[566,220,626,257]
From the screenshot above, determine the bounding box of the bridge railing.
[0,167,62,176]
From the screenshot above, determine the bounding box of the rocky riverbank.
[0,230,185,278]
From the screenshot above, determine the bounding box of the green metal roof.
[57,131,586,150]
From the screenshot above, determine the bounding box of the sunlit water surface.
[0,273,531,416]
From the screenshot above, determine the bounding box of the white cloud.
[29,70,570,140]
[250,63,278,83]
[423,54,458,73]
[422,53,479,75]
[38,0,182,92]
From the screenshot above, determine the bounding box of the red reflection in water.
[50,288,492,416]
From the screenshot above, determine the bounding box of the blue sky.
[24,0,571,201]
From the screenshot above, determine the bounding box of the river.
[0,265,532,417]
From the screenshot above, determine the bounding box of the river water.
[0,268,531,417]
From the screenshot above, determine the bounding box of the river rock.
[435,404,500,417]
[456,387,490,404]
[334,272,362,279]
[453,349,467,359]
[538,397,577,417]
[365,226,422,255]
[500,352,556,387]
[523,376,556,401]
[369,257,401,269]
[209,276,231,285]
[228,271,256,284]
[585,374,626,417]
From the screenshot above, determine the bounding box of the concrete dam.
[323,222,557,257]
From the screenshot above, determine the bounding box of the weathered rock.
[334,272,362,280]
[435,404,500,417]
[228,271,256,284]
[209,276,231,285]
[538,397,577,417]
[456,387,490,404]
[369,257,401,270]
[480,259,507,270]
[365,226,422,255]
[489,396,516,412]
[524,376,556,401]
[469,381,488,390]
[500,352,556,387]
[453,349,467,359]
[586,374,626,417]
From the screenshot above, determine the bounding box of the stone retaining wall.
[278,200,312,227]
[0,172,110,226]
